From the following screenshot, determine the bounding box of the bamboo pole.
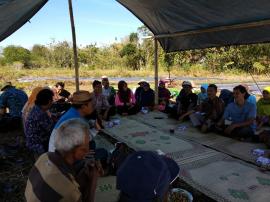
[154,38,159,105]
[68,0,79,92]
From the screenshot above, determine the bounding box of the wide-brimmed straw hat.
[70,90,93,104]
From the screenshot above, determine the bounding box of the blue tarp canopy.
[118,0,270,52]
[0,0,48,42]
[2,0,270,53]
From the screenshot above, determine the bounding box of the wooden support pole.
[154,38,159,105]
[68,0,79,92]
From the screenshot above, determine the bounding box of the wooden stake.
[68,0,79,92]
[154,38,159,105]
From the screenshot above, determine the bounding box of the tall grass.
[0,65,269,94]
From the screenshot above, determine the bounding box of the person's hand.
[224,125,236,136]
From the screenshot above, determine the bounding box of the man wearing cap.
[135,79,146,102]
[117,151,180,202]
[101,76,116,106]
[173,81,198,121]
[48,90,95,152]
[0,82,28,131]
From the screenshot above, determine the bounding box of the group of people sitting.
[170,81,270,145]
[1,76,270,202]
[0,78,180,202]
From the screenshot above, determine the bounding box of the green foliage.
[3,45,31,67]
[120,43,144,70]
[31,44,51,68]
[51,41,73,68]
[78,44,99,67]
[129,32,139,44]
[120,43,137,56]
[2,26,270,74]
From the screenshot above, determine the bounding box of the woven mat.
[129,111,267,164]
[95,176,119,202]
[180,153,270,202]
[103,117,195,154]
[104,113,270,202]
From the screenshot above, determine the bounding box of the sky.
[0,0,143,48]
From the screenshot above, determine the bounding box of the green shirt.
[257,98,270,116]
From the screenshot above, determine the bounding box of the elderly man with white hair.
[25,118,99,202]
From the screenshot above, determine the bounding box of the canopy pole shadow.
[68,0,79,92]
[154,38,159,105]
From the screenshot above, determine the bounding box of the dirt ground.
[0,129,33,202]
[0,129,216,202]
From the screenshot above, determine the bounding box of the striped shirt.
[25,152,81,202]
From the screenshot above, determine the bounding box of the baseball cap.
[70,90,93,105]
[101,75,108,80]
[117,151,180,202]
[182,81,192,87]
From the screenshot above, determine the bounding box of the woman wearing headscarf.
[115,80,139,115]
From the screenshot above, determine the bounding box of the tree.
[51,41,73,68]
[3,45,31,67]
[120,43,143,70]
[31,44,51,67]
[78,44,99,67]
[129,32,139,44]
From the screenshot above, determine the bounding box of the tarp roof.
[2,0,270,53]
[0,0,48,42]
[118,0,270,52]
